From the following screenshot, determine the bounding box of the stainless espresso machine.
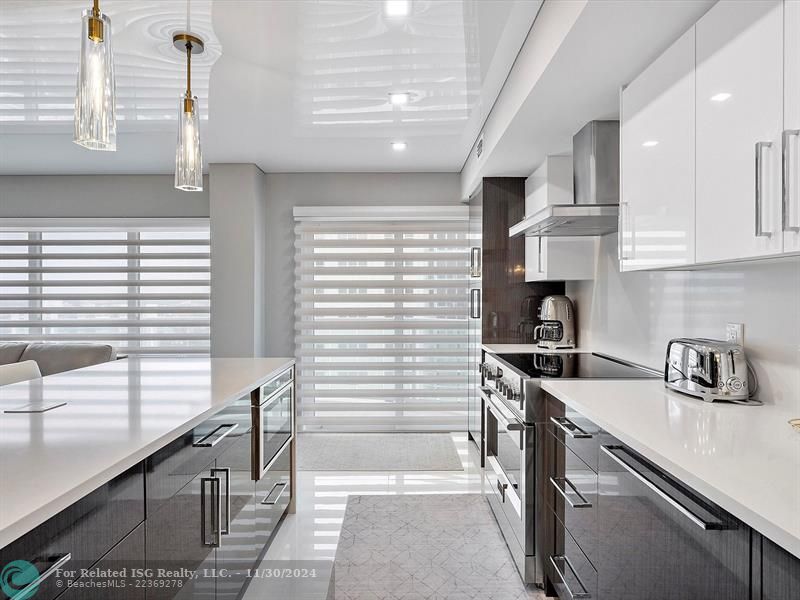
[534,295,576,349]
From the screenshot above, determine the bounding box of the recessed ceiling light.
[710,92,732,102]
[389,92,410,105]
[385,0,410,18]
[392,141,407,151]
[642,140,659,148]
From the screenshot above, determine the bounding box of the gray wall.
[0,175,209,218]
[262,173,462,356]
[567,236,800,410]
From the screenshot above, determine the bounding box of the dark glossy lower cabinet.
[760,535,800,600]
[55,524,145,600]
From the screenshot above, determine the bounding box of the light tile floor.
[243,433,544,599]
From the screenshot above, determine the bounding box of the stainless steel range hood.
[509,120,620,238]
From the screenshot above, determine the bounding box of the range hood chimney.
[509,120,620,238]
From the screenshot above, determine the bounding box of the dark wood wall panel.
[481,177,564,344]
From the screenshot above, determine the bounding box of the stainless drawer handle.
[601,445,724,530]
[550,476,592,509]
[496,479,507,503]
[549,554,591,599]
[193,423,238,448]
[201,476,221,547]
[783,129,800,232]
[551,416,592,439]
[755,141,773,238]
[10,553,71,600]
[261,481,288,505]
[210,467,231,535]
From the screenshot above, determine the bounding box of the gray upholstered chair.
[0,343,116,376]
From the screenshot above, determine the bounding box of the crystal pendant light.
[74,0,116,151]
[173,32,204,192]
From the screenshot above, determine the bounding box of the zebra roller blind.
[0,218,210,356]
[294,206,469,432]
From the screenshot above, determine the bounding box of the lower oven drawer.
[255,440,292,550]
[549,431,598,567]
[550,525,597,600]
[485,455,524,549]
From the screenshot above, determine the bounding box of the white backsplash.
[567,235,800,411]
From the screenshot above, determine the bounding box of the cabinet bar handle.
[550,416,592,439]
[755,141,773,237]
[210,467,231,534]
[549,555,591,599]
[538,236,544,273]
[193,423,238,447]
[470,246,481,277]
[261,481,288,505]
[783,129,800,232]
[201,476,221,547]
[601,445,724,530]
[550,476,592,509]
[470,288,481,319]
[10,553,71,600]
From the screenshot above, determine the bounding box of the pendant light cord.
[186,43,192,98]
[93,0,99,17]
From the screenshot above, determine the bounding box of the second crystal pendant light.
[173,33,204,192]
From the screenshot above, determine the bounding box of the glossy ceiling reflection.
[0,0,220,131]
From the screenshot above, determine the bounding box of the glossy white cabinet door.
[696,0,784,263]
[784,0,800,253]
[620,26,695,271]
[524,236,596,281]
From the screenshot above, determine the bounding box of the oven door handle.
[483,389,524,432]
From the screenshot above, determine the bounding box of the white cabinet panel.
[620,26,695,271]
[695,0,784,263]
[784,0,800,253]
[525,236,596,282]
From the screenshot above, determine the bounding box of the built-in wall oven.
[482,385,537,584]
[251,366,294,481]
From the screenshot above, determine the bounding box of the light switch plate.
[726,323,744,345]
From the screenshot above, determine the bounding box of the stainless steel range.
[479,350,658,586]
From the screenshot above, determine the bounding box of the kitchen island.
[0,356,296,600]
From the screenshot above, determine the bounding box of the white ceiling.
[0,0,538,175]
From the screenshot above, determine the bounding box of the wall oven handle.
[261,481,288,505]
[550,476,592,509]
[783,129,800,232]
[193,423,239,448]
[550,416,592,439]
[210,467,231,535]
[201,476,221,547]
[601,445,724,530]
[550,555,591,599]
[11,553,72,600]
[755,141,773,238]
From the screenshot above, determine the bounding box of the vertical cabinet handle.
[470,246,481,277]
[210,467,231,535]
[783,129,800,232]
[201,476,221,547]
[11,553,72,599]
[538,236,544,273]
[470,288,481,319]
[755,141,773,237]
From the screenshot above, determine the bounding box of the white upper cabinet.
[620,26,696,271]
[784,0,800,253]
[695,0,784,263]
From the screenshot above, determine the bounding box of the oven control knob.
[497,381,506,393]
[505,387,515,400]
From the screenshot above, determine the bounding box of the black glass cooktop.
[494,352,659,379]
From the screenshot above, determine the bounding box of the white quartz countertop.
[482,344,591,354]
[541,378,800,558]
[0,356,294,548]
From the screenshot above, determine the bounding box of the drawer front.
[146,400,247,514]
[259,367,294,401]
[55,523,145,600]
[549,431,598,567]
[0,462,144,600]
[484,455,525,551]
[550,525,597,600]
[548,398,602,472]
[255,440,292,549]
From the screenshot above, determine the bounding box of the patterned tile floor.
[243,433,545,600]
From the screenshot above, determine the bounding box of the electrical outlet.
[726,323,744,345]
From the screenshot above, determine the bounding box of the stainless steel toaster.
[664,338,759,404]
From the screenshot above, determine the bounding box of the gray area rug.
[334,494,542,600]
[297,433,463,471]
